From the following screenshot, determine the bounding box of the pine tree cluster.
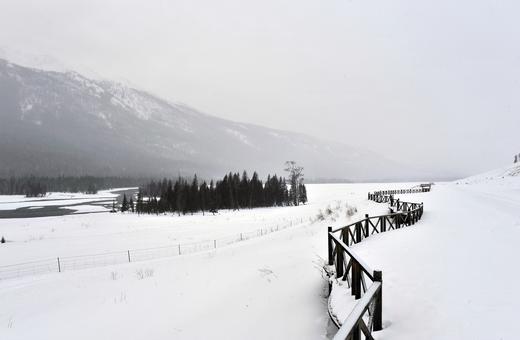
[135,171,307,215]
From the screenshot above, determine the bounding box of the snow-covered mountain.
[0,58,414,180]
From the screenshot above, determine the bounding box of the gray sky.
[1,0,519,177]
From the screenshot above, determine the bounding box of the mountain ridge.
[0,58,418,181]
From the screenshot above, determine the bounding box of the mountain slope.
[456,162,520,185]
[0,59,411,180]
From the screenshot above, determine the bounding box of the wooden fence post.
[355,222,362,243]
[364,214,369,237]
[57,257,61,273]
[381,216,386,232]
[328,227,334,266]
[353,323,361,340]
[127,250,131,262]
[336,246,344,278]
[373,270,383,331]
[352,261,361,299]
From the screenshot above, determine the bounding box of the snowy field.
[0,183,403,266]
[0,169,519,339]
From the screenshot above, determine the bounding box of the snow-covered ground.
[350,164,520,339]
[0,183,397,339]
[0,189,120,207]
[0,184,401,266]
[1,170,519,339]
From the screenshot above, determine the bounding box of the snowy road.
[354,182,520,339]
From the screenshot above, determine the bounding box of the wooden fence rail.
[327,185,430,340]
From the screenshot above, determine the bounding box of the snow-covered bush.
[136,268,155,280]
[346,204,357,218]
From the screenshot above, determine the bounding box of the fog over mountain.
[0,59,430,181]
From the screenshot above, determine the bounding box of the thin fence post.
[352,261,361,299]
[353,323,361,340]
[127,250,131,262]
[178,244,181,255]
[328,227,334,266]
[57,257,61,273]
[240,233,243,241]
[336,246,344,278]
[381,216,386,233]
[364,214,369,237]
[373,270,383,331]
[355,222,362,243]
[214,239,217,249]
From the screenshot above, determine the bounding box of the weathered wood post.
[364,214,369,237]
[336,246,344,278]
[355,222,362,243]
[327,227,334,266]
[373,270,383,331]
[353,322,361,340]
[57,257,61,273]
[381,216,386,233]
[352,261,361,299]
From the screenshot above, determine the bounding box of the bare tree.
[284,161,304,206]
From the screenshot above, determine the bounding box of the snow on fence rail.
[0,217,307,281]
[327,185,430,340]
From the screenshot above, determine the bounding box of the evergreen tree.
[121,194,129,212]
[129,197,135,212]
[136,190,143,215]
[299,183,308,204]
[190,175,199,214]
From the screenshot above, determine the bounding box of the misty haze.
[1,1,519,340]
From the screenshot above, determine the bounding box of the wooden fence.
[327,185,430,340]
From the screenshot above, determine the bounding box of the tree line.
[0,176,145,197]
[130,170,307,215]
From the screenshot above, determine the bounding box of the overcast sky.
[1,0,519,177]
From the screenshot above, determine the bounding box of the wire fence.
[0,217,310,281]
